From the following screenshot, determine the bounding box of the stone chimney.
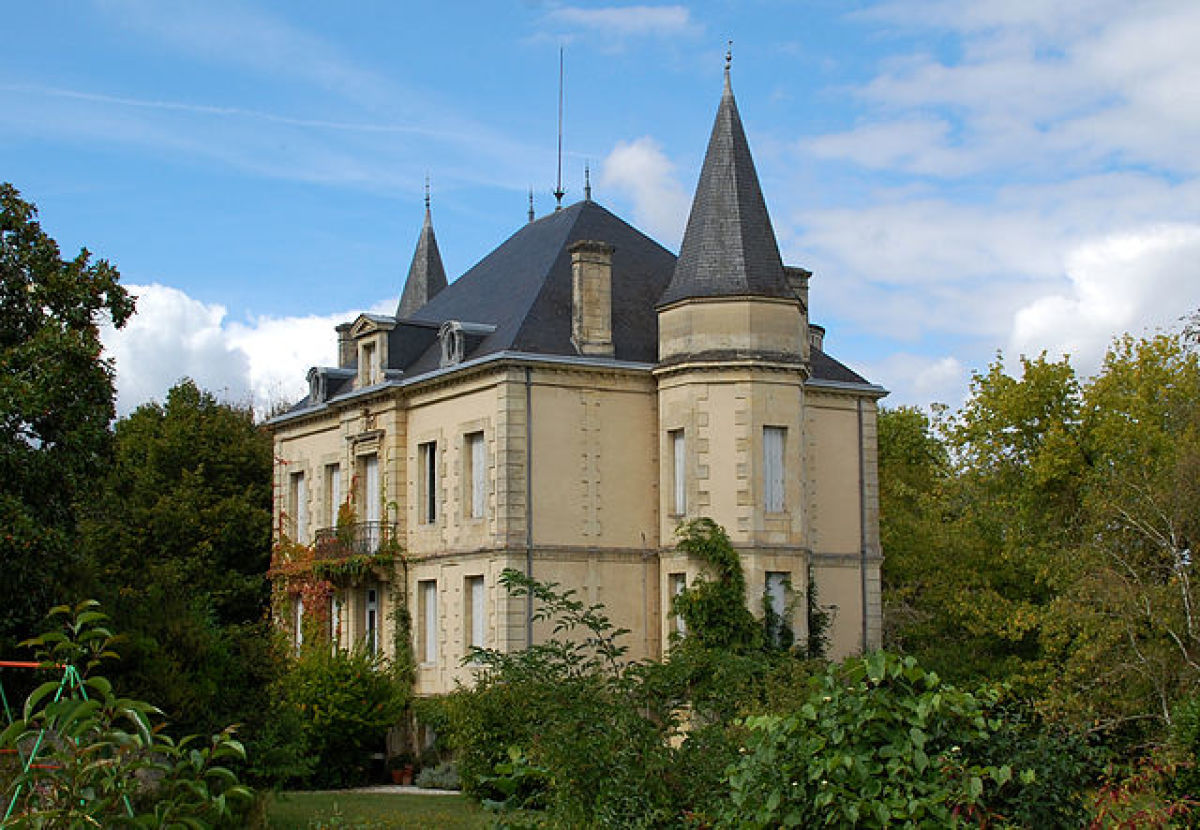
[809,324,825,353]
[569,240,615,357]
[336,322,355,368]
[784,266,810,313]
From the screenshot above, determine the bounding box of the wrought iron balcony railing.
[312,521,400,560]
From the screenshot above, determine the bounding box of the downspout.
[857,398,868,653]
[524,366,534,648]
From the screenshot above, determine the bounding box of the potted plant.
[387,751,415,786]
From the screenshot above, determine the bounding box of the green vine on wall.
[671,518,762,652]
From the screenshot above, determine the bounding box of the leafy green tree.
[0,183,133,654]
[1041,331,1200,732]
[78,379,277,739]
[881,356,1088,691]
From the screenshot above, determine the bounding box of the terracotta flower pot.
[390,765,414,785]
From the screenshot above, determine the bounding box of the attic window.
[439,321,464,367]
[308,369,324,403]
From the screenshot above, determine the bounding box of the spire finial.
[554,46,566,211]
[528,188,535,224]
[424,174,431,213]
[584,162,592,201]
[724,40,733,91]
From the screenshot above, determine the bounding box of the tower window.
[669,429,686,516]
[763,426,786,513]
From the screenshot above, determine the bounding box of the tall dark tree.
[0,183,133,654]
[80,379,277,737]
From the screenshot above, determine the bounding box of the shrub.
[718,652,1007,828]
[1170,691,1200,799]
[415,760,461,790]
[969,698,1102,827]
[280,644,409,789]
[0,601,252,827]
[444,569,681,827]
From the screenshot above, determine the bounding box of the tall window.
[325,463,342,525]
[419,441,438,523]
[419,580,438,665]
[293,595,304,652]
[329,592,342,648]
[289,471,307,542]
[763,426,786,513]
[358,453,380,551]
[669,572,687,636]
[465,432,486,519]
[364,587,379,655]
[669,429,686,515]
[765,572,790,646]
[465,575,485,653]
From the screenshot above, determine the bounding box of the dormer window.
[439,321,464,367]
[359,341,377,386]
[307,368,324,403]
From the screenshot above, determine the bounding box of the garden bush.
[279,643,409,789]
[718,652,1009,828]
[415,760,461,790]
[0,601,252,828]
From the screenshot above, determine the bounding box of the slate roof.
[810,347,870,385]
[396,206,448,318]
[659,69,792,307]
[399,199,676,372]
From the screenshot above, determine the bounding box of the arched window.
[438,320,464,367]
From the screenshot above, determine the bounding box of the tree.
[1041,331,1200,731]
[78,379,277,739]
[0,183,133,655]
[880,355,1088,690]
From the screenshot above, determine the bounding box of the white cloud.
[860,353,968,409]
[1010,224,1200,375]
[101,283,395,418]
[545,5,698,37]
[820,1,1200,178]
[600,136,690,247]
[101,284,252,415]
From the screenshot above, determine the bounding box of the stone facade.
[266,70,885,694]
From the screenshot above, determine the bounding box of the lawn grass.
[264,790,491,829]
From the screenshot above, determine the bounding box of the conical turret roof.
[396,204,448,318]
[658,67,791,307]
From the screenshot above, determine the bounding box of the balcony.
[312,521,400,560]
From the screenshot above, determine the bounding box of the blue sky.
[5,1,1199,414]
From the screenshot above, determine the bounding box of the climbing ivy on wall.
[671,518,762,652]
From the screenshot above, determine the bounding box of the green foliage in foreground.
[271,645,410,790]
[0,601,251,828]
[721,653,1006,828]
[441,543,1101,829]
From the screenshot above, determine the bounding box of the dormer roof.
[658,67,793,307]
